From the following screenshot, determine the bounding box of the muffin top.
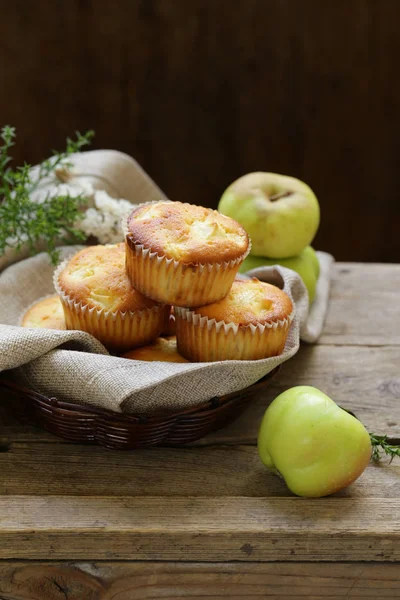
[21,295,66,330]
[57,244,159,313]
[126,201,249,263]
[122,336,188,363]
[188,278,293,326]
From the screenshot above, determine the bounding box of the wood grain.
[0,442,396,499]
[1,561,400,599]
[0,1,399,261]
[320,263,400,345]
[0,496,399,561]
[0,563,106,599]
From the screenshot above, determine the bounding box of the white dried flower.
[78,190,133,244]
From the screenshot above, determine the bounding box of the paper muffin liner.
[122,208,251,307]
[174,306,295,362]
[18,293,65,329]
[53,260,167,352]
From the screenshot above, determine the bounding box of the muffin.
[123,200,250,307]
[54,243,168,351]
[20,295,66,330]
[122,336,188,363]
[175,277,294,361]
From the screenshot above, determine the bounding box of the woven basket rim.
[0,366,280,423]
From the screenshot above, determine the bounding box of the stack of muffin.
[22,201,294,362]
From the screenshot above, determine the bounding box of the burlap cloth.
[0,151,334,415]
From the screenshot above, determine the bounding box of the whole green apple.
[218,172,320,258]
[258,386,372,497]
[239,246,319,303]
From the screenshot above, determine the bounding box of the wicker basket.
[0,367,279,449]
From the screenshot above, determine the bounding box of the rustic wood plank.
[320,263,400,345]
[2,342,400,445]
[0,441,396,499]
[0,496,400,561]
[0,562,106,599]
[1,561,400,599]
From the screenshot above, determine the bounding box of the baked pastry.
[122,336,188,363]
[175,277,294,361]
[20,294,66,330]
[54,243,168,351]
[124,201,250,307]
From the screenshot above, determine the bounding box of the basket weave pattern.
[0,368,279,449]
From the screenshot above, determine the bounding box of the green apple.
[303,245,320,280]
[258,386,372,497]
[218,172,320,258]
[239,246,319,303]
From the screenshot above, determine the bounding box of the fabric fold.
[0,149,334,414]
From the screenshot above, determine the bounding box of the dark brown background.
[1,0,399,262]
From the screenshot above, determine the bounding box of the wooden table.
[0,262,399,598]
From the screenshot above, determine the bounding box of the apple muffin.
[20,294,66,330]
[53,243,168,351]
[122,336,188,363]
[175,277,294,361]
[123,200,250,307]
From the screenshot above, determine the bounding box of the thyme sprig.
[370,433,400,463]
[0,126,94,264]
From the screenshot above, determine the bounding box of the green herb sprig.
[0,126,94,264]
[370,433,400,463]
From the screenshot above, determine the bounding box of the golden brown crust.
[121,336,188,362]
[57,244,160,313]
[193,278,293,327]
[21,295,66,330]
[126,201,249,264]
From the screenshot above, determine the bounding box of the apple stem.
[370,433,400,463]
[269,191,293,202]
